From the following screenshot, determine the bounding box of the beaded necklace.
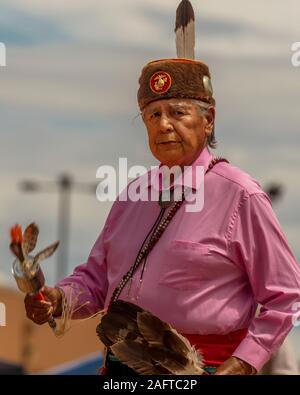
[109,157,228,306]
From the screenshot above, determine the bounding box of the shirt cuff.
[232,335,272,372]
[55,282,96,319]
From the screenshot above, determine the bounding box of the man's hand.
[24,286,63,325]
[214,356,257,375]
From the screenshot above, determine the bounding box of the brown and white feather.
[33,241,59,266]
[175,0,195,59]
[111,340,171,375]
[22,223,39,256]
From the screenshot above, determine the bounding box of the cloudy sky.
[0,0,299,354]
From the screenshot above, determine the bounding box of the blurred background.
[0,0,299,374]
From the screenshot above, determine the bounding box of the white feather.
[176,20,195,59]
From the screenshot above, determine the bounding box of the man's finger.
[25,299,52,310]
[27,307,54,324]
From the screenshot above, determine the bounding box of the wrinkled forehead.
[143,98,196,114]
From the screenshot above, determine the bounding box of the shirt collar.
[146,146,213,192]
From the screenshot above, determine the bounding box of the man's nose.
[159,114,174,133]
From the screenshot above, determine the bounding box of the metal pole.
[56,174,72,281]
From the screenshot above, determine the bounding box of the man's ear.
[205,107,215,136]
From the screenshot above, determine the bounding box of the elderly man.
[24,57,300,375]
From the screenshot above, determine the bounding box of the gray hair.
[192,100,217,149]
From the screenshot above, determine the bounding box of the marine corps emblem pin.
[150,71,172,94]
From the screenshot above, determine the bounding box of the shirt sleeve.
[55,221,109,319]
[228,192,300,372]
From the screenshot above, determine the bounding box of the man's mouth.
[157,141,181,145]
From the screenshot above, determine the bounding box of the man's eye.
[150,112,160,119]
[174,110,184,116]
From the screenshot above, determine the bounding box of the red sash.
[182,328,248,367]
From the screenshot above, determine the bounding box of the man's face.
[143,98,214,168]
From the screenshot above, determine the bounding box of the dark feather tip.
[96,323,113,347]
[175,0,195,31]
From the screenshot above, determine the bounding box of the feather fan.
[96,300,204,375]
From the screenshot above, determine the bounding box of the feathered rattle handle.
[10,223,59,334]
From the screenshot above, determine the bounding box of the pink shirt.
[57,147,300,372]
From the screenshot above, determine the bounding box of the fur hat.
[137,58,215,111]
